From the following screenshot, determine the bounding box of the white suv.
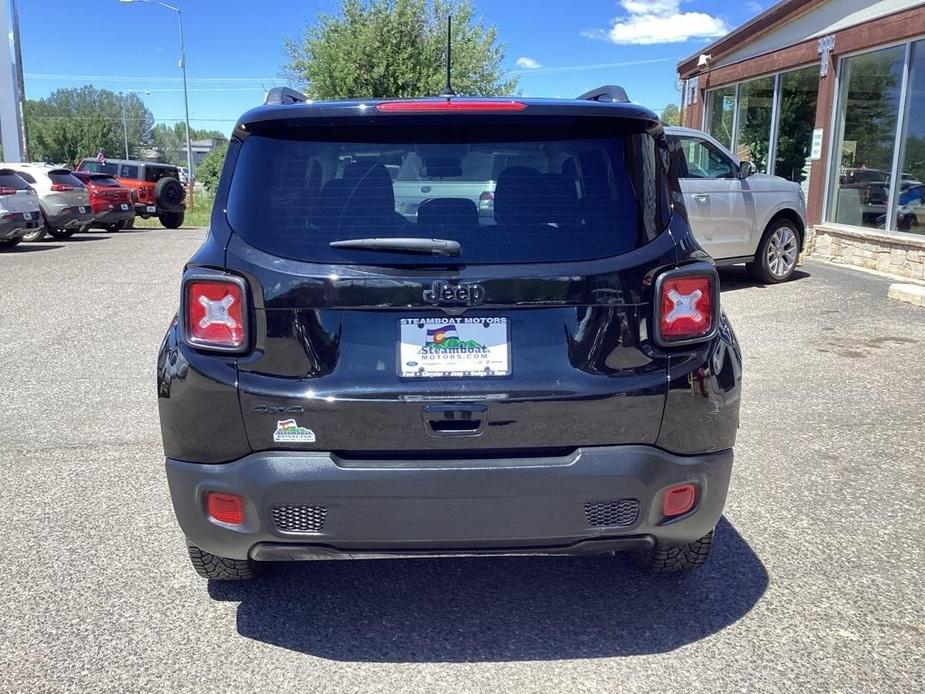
[666,126,806,283]
[0,168,42,248]
[1,163,93,242]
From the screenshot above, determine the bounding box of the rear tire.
[158,211,184,229]
[0,238,22,249]
[634,529,714,573]
[747,219,800,283]
[187,544,258,581]
[20,224,45,242]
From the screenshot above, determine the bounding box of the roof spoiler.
[264,87,309,105]
[576,85,630,104]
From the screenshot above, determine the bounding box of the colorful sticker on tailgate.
[273,419,316,443]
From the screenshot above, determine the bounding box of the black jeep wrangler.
[157,86,742,580]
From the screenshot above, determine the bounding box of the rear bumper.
[135,202,185,217]
[87,207,135,226]
[166,446,733,561]
[0,214,40,239]
[46,207,93,229]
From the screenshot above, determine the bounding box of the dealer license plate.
[120,203,129,211]
[146,205,156,213]
[79,206,89,213]
[23,212,32,220]
[399,317,510,378]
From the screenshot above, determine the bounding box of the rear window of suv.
[227,117,671,265]
[47,170,85,188]
[0,170,31,189]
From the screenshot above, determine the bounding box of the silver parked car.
[1,163,93,241]
[0,168,42,248]
[665,126,806,283]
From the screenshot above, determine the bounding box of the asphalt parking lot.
[1,228,923,693]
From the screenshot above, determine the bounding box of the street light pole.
[175,8,194,188]
[118,0,194,185]
[121,94,129,158]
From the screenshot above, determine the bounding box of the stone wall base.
[806,224,925,281]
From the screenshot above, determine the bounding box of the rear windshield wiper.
[329,237,461,256]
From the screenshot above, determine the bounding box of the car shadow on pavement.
[718,266,811,292]
[208,517,768,662]
[55,236,111,242]
[1,244,64,253]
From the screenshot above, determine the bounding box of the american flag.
[95,148,105,163]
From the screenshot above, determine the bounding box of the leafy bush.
[196,142,228,195]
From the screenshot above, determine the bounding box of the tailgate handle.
[422,404,488,437]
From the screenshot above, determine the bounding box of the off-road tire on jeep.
[187,544,258,580]
[159,211,184,229]
[747,219,800,284]
[154,177,186,212]
[0,238,22,249]
[48,227,77,239]
[634,529,714,573]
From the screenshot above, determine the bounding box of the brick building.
[677,0,925,279]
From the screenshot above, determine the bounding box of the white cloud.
[587,1,731,45]
[515,56,542,70]
[746,1,763,13]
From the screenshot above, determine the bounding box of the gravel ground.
[0,229,922,693]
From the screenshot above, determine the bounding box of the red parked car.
[72,170,136,232]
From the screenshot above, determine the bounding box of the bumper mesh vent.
[584,499,639,527]
[272,505,328,533]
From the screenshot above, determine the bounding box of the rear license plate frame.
[398,317,511,378]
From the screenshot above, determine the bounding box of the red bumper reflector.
[376,100,527,113]
[207,492,244,525]
[663,483,696,517]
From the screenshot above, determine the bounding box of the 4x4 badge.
[423,280,485,306]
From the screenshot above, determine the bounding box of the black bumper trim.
[250,536,655,561]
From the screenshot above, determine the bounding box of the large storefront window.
[734,76,774,173]
[704,66,819,184]
[894,41,925,233]
[828,46,905,229]
[707,85,736,149]
[775,66,819,183]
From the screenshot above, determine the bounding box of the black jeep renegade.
[157,86,742,580]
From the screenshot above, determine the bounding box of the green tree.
[196,141,228,195]
[25,86,154,165]
[660,103,680,126]
[150,123,226,166]
[283,0,518,99]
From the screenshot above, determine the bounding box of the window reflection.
[894,41,925,234]
[707,86,736,150]
[775,66,819,185]
[828,46,905,229]
[735,76,774,173]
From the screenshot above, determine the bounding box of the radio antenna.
[439,15,456,97]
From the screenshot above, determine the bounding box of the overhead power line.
[25,73,283,83]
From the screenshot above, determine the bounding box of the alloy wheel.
[765,226,798,279]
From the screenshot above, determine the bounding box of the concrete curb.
[888,283,925,307]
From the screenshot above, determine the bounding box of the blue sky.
[18,0,767,133]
